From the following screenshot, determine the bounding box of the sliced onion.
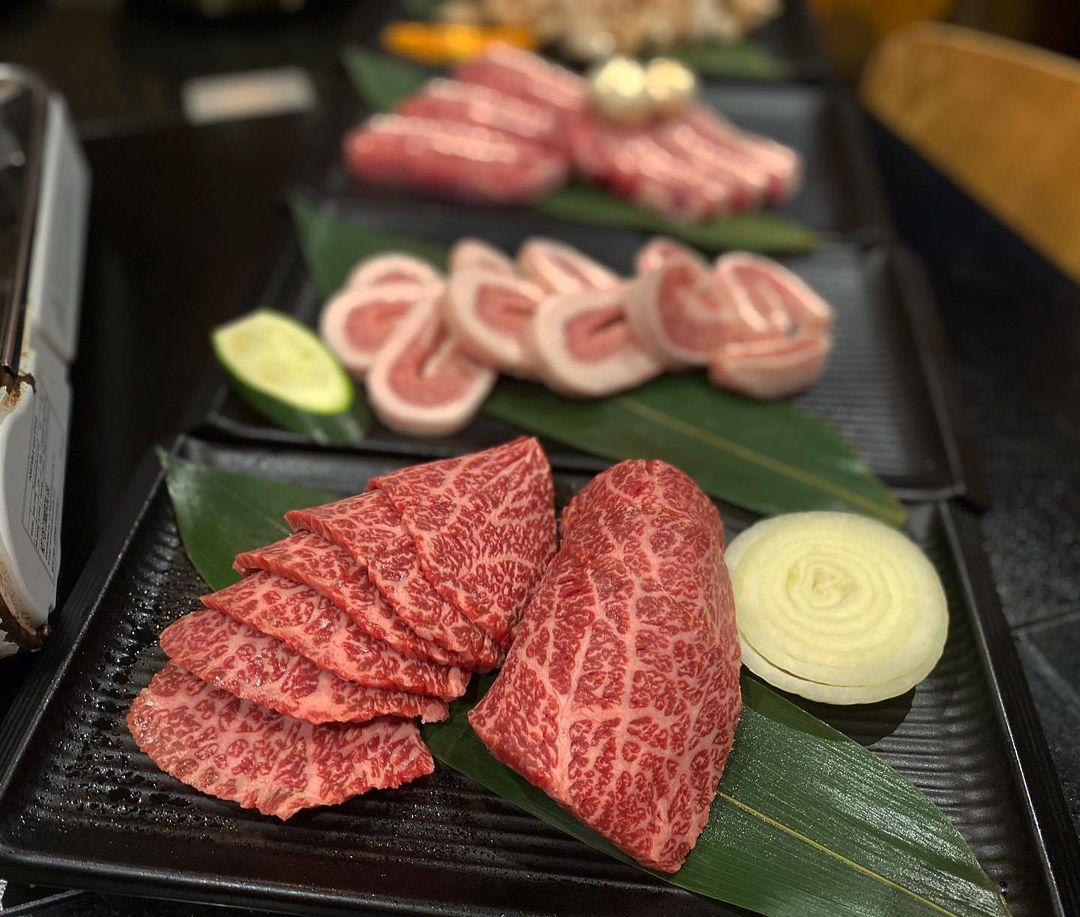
[726,512,948,705]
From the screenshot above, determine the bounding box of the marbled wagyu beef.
[469,460,741,873]
[130,439,557,819]
[127,663,434,820]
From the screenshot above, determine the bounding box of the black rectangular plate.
[330,80,889,237]
[195,201,977,498]
[0,439,1075,916]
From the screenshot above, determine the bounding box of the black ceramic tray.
[194,200,979,500]
[0,438,1075,916]
[329,80,889,237]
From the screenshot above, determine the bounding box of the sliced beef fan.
[528,286,662,397]
[369,437,556,648]
[365,293,497,437]
[202,571,469,700]
[287,492,502,671]
[130,442,563,823]
[128,662,434,820]
[234,531,466,667]
[469,460,741,873]
[160,609,448,725]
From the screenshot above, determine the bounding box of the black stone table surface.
[0,1,1077,913]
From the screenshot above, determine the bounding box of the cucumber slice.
[212,310,368,446]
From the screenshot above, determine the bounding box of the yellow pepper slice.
[382,22,537,66]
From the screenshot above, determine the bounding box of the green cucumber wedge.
[212,310,370,446]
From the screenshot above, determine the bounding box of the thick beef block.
[469,460,741,873]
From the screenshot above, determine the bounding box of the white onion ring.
[727,512,948,705]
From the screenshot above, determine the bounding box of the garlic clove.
[644,57,698,117]
[587,56,652,124]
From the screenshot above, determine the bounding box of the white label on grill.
[20,381,63,583]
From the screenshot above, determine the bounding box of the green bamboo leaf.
[161,455,1005,917]
[159,449,339,591]
[423,676,1008,917]
[670,41,792,80]
[484,376,906,526]
[340,47,430,113]
[288,191,448,298]
[536,184,819,253]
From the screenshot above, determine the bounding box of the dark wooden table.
[0,1,1077,913]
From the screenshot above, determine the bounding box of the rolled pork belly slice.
[398,78,565,150]
[569,113,735,221]
[625,258,731,369]
[450,237,518,276]
[234,531,468,668]
[128,662,434,820]
[443,269,547,375]
[202,570,470,700]
[343,116,569,205]
[346,252,443,291]
[680,106,803,203]
[287,491,502,671]
[320,282,427,379]
[528,286,663,398]
[160,609,449,725]
[634,236,708,275]
[715,252,834,336]
[517,237,620,295]
[369,437,557,650]
[365,293,496,437]
[468,459,741,873]
[453,43,584,129]
[709,329,833,400]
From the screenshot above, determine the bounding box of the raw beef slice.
[128,662,433,820]
[287,491,501,671]
[469,460,741,873]
[202,571,469,700]
[234,531,466,668]
[161,609,448,725]
[369,437,556,648]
